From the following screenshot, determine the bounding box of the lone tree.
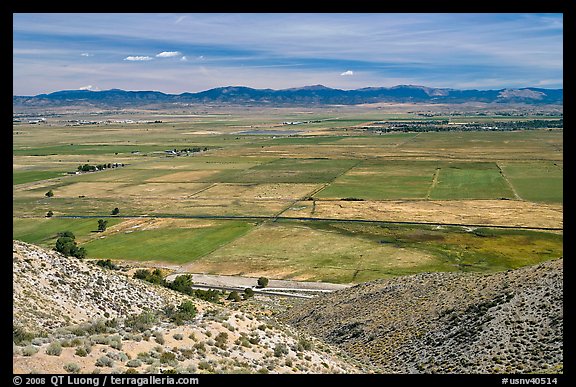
[45,190,54,198]
[257,277,269,288]
[46,210,54,218]
[111,207,120,215]
[243,288,255,300]
[97,219,108,232]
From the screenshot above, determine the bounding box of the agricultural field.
[13,105,563,284]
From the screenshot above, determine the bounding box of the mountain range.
[13,85,563,108]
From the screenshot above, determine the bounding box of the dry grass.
[292,199,563,229]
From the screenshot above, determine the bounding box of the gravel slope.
[283,259,563,374]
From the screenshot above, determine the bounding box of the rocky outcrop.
[13,240,187,333]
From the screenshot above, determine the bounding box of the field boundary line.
[496,162,522,200]
[395,132,421,147]
[54,214,563,231]
[426,167,441,199]
[270,159,363,220]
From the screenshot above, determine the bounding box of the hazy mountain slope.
[12,85,563,108]
[12,241,362,374]
[283,259,563,374]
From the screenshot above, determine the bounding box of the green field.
[182,220,563,283]
[13,170,65,185]
[81,220,253,263]
[13,107,563,283]
[500,161,563,203]
[12,217,124,247]
[213,158,359,184]
[430,162,515,199]
[317,160,437,200]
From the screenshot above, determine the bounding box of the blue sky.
[13,13,563,95]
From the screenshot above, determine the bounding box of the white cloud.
[79,85,99,91]
[180,56,188,61]
[124,56,153,61]
[340,70,354,76]
[80,53,93,57]
[156,51,182,58]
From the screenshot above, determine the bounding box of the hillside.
[283,259,563,374]
[12,240,362,374]
[13,85,563,109]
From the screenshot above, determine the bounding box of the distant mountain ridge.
[13,85,563,108]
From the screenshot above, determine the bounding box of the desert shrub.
[153,332,165,345]
[274,343,289,357]
[96,259,118,270]
[95,356,114,367]
[222,322,235,332]
[126,359,142,368]
[173,333,184,341]
[179,348,195,359]
[22,346,39,356]
[214,332,228,349]
[108,335,123,350]
[75,346,90,357]
[133,269,164,285]
[63,363,81,373]
[172,301,197,325]
[198,361,213,372]
[31,337,49,346]
[160,352,177,365]
[13,326,36,345]
[227,291,241,302]
[298,336,313,351]
[125,311,157,332]
[125,368,139,374]
[107,351,129,362]
[193,342,206,353]
[46,342,62,356]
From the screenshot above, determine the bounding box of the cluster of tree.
[227,288,254,302]
[163,300,197,325]
[177,147,208,153]
[365,119,563,133]
[133,269,265,303]
[77,163,125,172]
[125,301,196,330]
[133,268,164,285]
[54,231,86,259]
